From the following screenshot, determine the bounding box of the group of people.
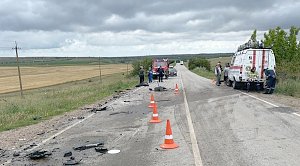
[214,62,230,86]
[138,66,166,84]
[214,62,276,94]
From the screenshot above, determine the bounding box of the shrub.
[188,57,211,71]
[131,57,152,76]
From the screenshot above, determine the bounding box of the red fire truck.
[152,59,169,78]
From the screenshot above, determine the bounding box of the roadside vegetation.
[0,73,136,132]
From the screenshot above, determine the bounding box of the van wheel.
[226,80,232,87]
[232,79,239,89]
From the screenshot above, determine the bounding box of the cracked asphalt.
[2,64,300,166]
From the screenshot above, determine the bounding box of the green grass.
[0,73,137,132]
[191,67,215,80]
[275,78,300,97]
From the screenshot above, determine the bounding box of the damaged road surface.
[2,65,300,166]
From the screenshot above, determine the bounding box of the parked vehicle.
[227,48,276,89]
[169,68,177,76]
[180,61,184,65]
[152,59,169,78]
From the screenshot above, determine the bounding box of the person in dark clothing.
[264,69,276,94]
[158,66,164,82]
[139,66,145,84]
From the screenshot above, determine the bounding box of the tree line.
[252,26,300,79]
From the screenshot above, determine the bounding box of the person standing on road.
[148,67,153,83]
[264,68,276,94]
[139,66,145,84]
[214,64,221,86]
[165,68,169,79]
[158,66,164,82]
[224,63,230,84]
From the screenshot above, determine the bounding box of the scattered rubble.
[23,143,38,151]
[95,147,108,154]
[37,131,45,135]
[64,151,72,157]
[73,142,104,151]
[13,151,21,157]
[92,106,107,112]
[28,150,52,160]
[109,111,130,116]
[135,82,149,87]
[63,157,81,165]
[154,86,167,91]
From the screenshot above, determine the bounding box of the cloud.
[0,0,299,57]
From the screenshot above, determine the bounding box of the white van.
[227,48,276,89]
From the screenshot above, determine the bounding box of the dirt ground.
[0,64,131,93]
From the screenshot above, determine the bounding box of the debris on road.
[23,143,38,151]
[109,111,130,116]
[154,86,167,91]
[73,142,104,151]
[28,150,52,160]
[37,131,45,135]
[135,82,149,87]
[107,149,121,154]
[63,157,82,165]
[92,106,108,112]
[95,147,108,154]
[13,151,21,157]
[64,151,72,157]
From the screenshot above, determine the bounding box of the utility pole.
[12,41,24,98]
[126,56,129,77]
[98,56,102,84]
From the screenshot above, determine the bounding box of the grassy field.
[0,73,137,132]
[0,64,131,93]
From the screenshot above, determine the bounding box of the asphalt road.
[3,64,300,166]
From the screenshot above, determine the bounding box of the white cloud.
[0,0,299,57]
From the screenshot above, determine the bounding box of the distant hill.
[0,53,233,66]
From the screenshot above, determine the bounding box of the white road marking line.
[180,74,203,166]
[240,91,300,118]
[30,113,95,151]
[292,113,300,117]
[239,91,279,108]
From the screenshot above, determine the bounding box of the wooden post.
[98,56,102,84]
[13,41,24,98]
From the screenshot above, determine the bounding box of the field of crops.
[0,64,131,94]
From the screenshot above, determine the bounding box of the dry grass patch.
[0,64,131,93]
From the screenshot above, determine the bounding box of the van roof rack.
[237,40,271,52]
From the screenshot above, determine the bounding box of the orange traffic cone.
[149,105,161,123]
[174,84,179,94]
[148,94,156,108]
[160,119,179,149]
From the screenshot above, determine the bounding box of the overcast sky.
[0,0,300,57]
